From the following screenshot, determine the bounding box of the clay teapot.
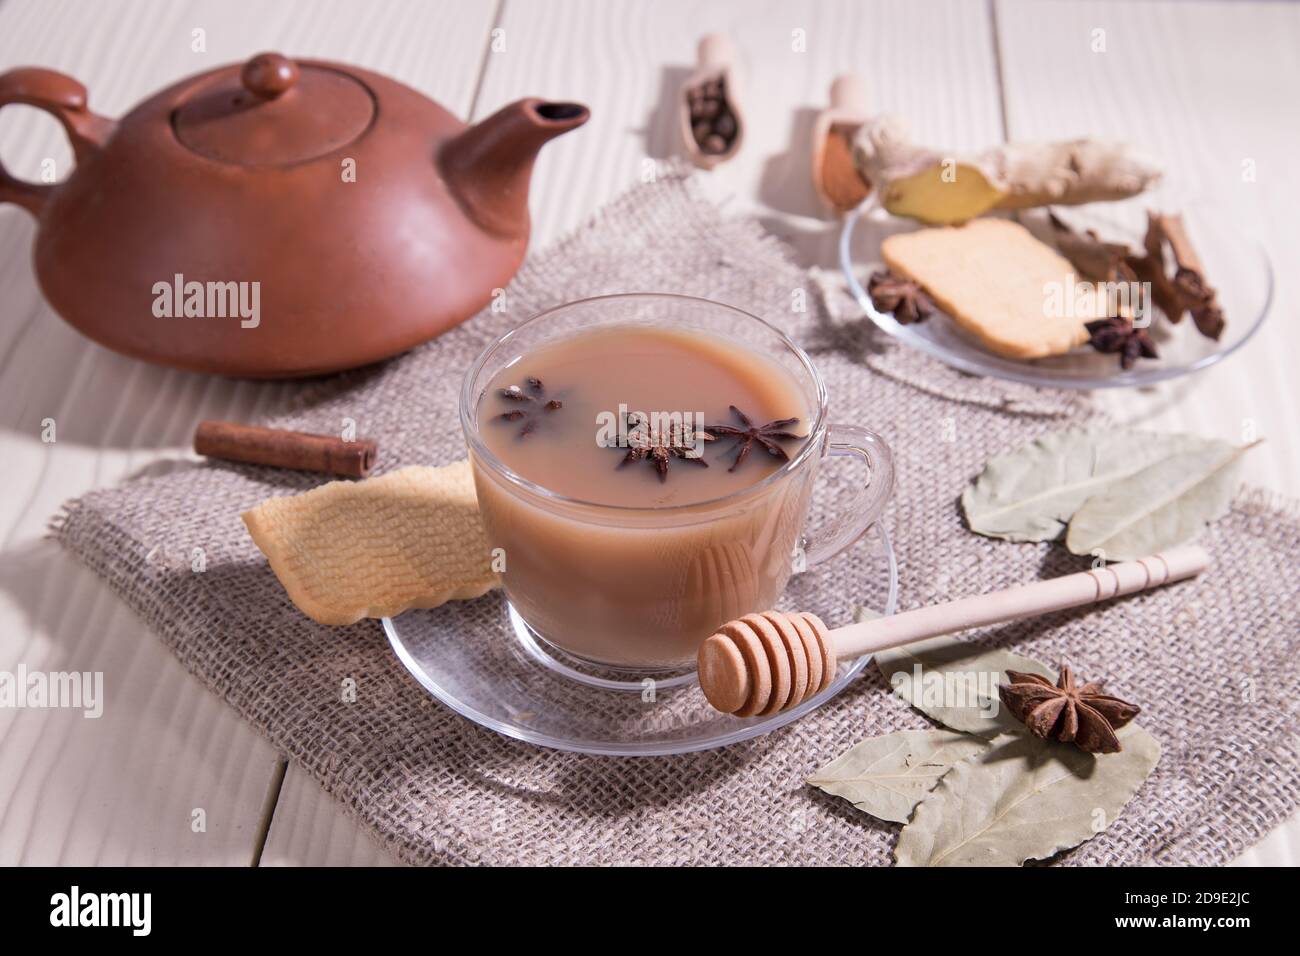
[0,52,588,377]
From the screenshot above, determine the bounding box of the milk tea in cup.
[471,325,815,669]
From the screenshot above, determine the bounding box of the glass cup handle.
[800,424,895,569]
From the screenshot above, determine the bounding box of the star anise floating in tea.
[999,666,1140,754]
[616,413,715,483]
[1084,317,1158,370]
[867,270,935,325]
[708,405,805,472]
[496,376,563,438]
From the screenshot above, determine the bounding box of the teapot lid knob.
[241,53,299,99]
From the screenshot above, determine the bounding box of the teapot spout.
[440,98,589,238]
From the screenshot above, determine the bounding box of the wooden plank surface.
[0,0,498,865]
[2,0,1296,866]
[473,0,1003,247]
[259,765,399,867]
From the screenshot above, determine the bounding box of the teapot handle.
[0,67,114,217]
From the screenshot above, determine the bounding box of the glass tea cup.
[460,294,893,671]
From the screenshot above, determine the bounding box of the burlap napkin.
[54,168,1300,866]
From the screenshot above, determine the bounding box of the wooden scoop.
[810,73,872,212]
[679,34,744,168]
[697,545,1209,717]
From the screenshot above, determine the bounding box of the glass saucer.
[382,524,897,756]
[839,197,1272,389]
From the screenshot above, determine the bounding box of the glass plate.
[839,198,1272,389]
[383,523,897,756]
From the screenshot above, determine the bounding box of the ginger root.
[852,116,1161,225]
[852,116,1004,224]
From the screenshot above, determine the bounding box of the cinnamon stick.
[194,420,377,478]
[1153,212,1204,273]
[1149,212,1226,340]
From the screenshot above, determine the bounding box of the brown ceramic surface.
[0,53,588,377]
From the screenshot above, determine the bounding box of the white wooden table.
[1,0,1295,866]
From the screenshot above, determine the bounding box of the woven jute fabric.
[53,169,1300,866]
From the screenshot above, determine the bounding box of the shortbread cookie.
[881,218,1098,359]
[243,461,497,626]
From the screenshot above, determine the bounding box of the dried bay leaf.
[895,724,1161,867]
[808,730,990,823]
[873,632,1054,736]
[1065,440,1258,561]
[961,428,1227,543]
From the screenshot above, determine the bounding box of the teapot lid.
[173,53,374,166]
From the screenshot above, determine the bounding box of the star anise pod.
[1085,317,1158,370]
[708,405,805,472]
[867,270,934,324]
[495,376,563,437]
[999,666,1140,754]
[616,413,715,482]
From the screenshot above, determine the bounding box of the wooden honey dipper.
[697,545,1209,717]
